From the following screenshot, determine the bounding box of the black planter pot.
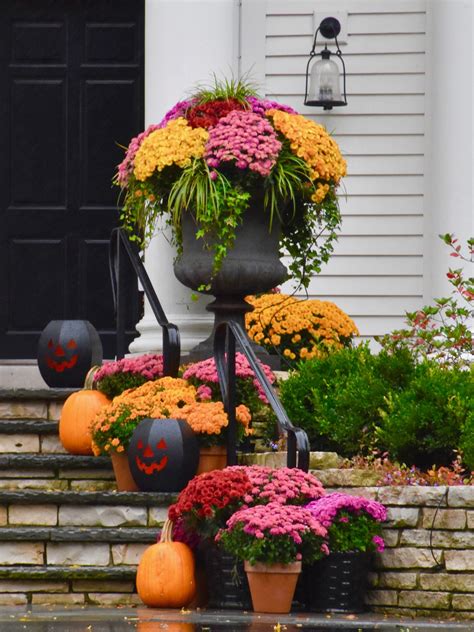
[173,201,287,364]
[303,552,372,613]
[201,542,251,610]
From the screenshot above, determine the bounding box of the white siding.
[241,0,427,340]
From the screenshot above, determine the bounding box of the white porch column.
[130,0,240,354]
[425,0,474,303]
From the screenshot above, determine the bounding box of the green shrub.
[279,345,415,457]
[377,363,474,468]
[460,409,474,470]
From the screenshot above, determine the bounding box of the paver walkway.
[0,607,472,631]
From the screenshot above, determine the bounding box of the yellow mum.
[245,293,358,367]
[133,118,208,181]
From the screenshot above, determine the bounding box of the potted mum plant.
[90,377,253,490]
[245,293,359,368]
[182,352,277,454]
[168,464,326,609]
[217,502,327,614]
[93,353,164,398]
[115,77,346,354]
[304,492,387,613]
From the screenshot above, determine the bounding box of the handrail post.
[226,328,238,466]
[116,230,126,360]
[109,228,181,374]
[213,319,310,471]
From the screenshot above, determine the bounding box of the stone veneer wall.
[327,483,474,620]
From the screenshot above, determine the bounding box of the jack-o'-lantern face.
[135,438,168,475]
[45,338,79,372]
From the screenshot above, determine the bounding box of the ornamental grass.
[90,376,252,455]
[245,293,358,367]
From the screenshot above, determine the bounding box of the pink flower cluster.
[247,96,297,116]
[182,352,275,403]
[238,466,326,505]
[157,99,196,128]
[93,354,164,382]
[220,502,327,545]
[205,110,282,177]
[116,123,161,186]
[306,493,387,528]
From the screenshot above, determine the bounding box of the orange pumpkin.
[59,368,110,454]
[137,519,196,608]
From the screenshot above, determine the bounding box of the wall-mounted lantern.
[304,16,347,110]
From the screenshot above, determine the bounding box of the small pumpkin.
[59,367,110,455]
[136,519,196,608]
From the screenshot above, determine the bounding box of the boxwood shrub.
[279,345,415,457]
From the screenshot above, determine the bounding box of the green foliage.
[279,345,415,457]
[280,187,342,285]
[327,512,383,553]
[460,410,474,471]
[377,234,473,367]
[95,373,147,399]
[378,363,474,468]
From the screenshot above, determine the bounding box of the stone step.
[0,527,157,543]
[0,388,73,422]
[0,565,137,581]
[0,454,115,492]
[0,488,173,605]
[0,419,65,456]
[0,566,140,606]
[0,489,175,505]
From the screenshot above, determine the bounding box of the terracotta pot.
[111,452,139,491]
[196,445,227,475]
[244,560,301,614]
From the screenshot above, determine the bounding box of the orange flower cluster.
[246,294,358,367]
[90,377,252,455]
[266,110,346,203]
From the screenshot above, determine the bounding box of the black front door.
[0,0,143,359]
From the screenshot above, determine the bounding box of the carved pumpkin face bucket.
[46,338,79,372]
[135,437,169,475]
[128,418,199,492]
[37,320,103,388]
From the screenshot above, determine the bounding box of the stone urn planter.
[174,202,287,362]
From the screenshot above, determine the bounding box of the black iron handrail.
[109,227,180,377]
[213,320,310,472]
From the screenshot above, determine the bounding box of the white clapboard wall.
[241,0,426,341]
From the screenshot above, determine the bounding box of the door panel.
[0,0,144,359]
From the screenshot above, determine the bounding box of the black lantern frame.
[304,16,347,110]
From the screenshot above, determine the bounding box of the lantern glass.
[308,56,342,104]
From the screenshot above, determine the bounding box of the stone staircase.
[0,388,174,606]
